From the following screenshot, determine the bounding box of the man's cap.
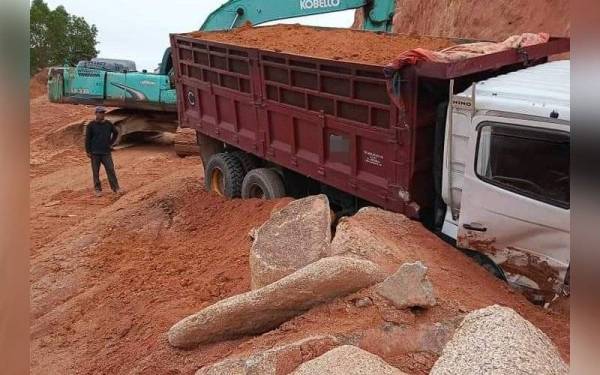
[95,106,107,113]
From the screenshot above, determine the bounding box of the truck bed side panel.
[173,35,407,212]
[171,32,569,215]
[176,40,262,155]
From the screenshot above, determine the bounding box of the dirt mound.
[31,162,287,374]
[43,120,87,148]
[29,96,92,177]
[30,68,49,99]
[355,0,569,40]
[190,24,456,65]
[29,96,91,141]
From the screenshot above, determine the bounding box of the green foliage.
[30,0,98,75]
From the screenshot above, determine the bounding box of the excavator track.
[105,109,179,146]
[77,109,200,157]
[78,108,185,150]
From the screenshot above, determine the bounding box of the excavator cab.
[77,58,137,73]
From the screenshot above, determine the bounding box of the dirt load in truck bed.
[188,24,458,66]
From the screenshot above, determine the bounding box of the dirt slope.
[30,68,49,99]
[355,0,569,40]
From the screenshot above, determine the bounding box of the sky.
[43,0,356,71]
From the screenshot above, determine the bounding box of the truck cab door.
[457,116,570,297]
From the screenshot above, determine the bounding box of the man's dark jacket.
[85,120,118,155]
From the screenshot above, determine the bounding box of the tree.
[30,0,98,74]
[30,0,50,73]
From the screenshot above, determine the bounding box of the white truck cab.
[441,61,570,300]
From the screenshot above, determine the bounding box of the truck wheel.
[204,153,244,198]
[241,168,286,199]
[229,150,259,174]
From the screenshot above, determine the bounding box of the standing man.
[85,107,122,196]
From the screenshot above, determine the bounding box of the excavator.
[47,0,396,154]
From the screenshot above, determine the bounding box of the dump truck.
[170,25,569,302]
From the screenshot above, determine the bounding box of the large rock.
[168,256,385,347]
[328,207,403,269]
[196,335,338,375]
[291,345,407,375]
[376,261,436,309]
[250,194,333,289]
[430,305,569,375]
[196,359,246,375]
[359,320,458,358]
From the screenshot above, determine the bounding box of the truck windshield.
[476,123,570,209]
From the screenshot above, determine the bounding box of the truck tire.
[241,168,286,199]
[465,250,508,282]
[204,153,244,198]
[229,150,259,174]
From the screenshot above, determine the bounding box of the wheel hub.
[210,168,225,196]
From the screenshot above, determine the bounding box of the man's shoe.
[114,188,124,195]
[94,190,102,197]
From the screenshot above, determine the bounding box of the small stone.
[353,297,373,308]
[44,200,61,207]
[376,261,436,309]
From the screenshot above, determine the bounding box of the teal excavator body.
[48,0,396,112]
[48,58,177,111]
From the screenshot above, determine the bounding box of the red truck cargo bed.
[170,26,569,215]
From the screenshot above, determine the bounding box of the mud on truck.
[170,25,570,303]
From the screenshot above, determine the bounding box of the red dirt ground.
[30,98,568,373]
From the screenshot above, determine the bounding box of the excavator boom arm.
[201,0,396,32]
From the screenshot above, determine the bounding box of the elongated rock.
[168,256,385,348]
